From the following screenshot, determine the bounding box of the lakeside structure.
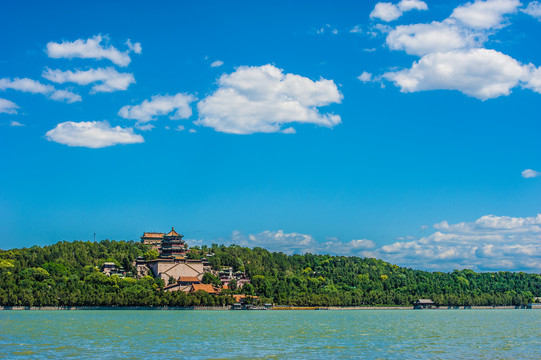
[414,299,436,309]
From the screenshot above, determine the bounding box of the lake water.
[0,309,539,359]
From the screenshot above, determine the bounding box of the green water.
[0,310,539,359]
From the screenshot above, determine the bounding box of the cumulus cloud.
[386,21,483,56]
[384,49,530,100]
[374,0,541,99]
[46,35,140,67]
[358,71,373,83]
[210,60,224,67]
[45,121,144,148]
[118,93,196,123]
[232,230,319,254]
[371,3,403,22]
[196,64,343,134]
[523,1,541,19]
[42,67,135,93]
[523,65,541,92]
[0,98,19,114]
[450,0,521,29]
[521,169,540,178]
[0,78,81,103]
[202,213,541,271]
[375,214,541,271]
[228,230,376,256]
[384,0,520,56]
[344,239,376,249]
[370,0,428,22]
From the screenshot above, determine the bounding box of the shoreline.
[1,305,539,311]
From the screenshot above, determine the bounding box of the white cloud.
[374,0,541,100]
[450,0,521,29]
[383,1,520,56]
[358,71,373,83]
[189,128,197,133]
[10,120,25,127]
[196,64,343,134]
[434,214,541,233]
[118,93,196,122]
[347,239,376,249]
[0,77,52,94]
[370,0,428,22]
[523,1,541,19]
[46,35,140,67]
[204,213,541,271]
[0,78,81,103]
[233,230,319,254]
[125,39,142,54]
[386,21,483,56]
[42,67,135,93]
[0,98,19,114]
[523,65,541,92]
[175,125,185,131]
[374,214,541,271]
[399,0,429,11]
[134,123,155,131]
[522,169,540,178]
[229,230,376,256]
[384,49,529,100]
[316,24,339,35]
[50,90,83,103]
[45,121,144,148]
[350,25,364,34]
[371,3,404,22]
[210,60,224,67]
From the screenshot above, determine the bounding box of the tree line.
[0,240,539,307]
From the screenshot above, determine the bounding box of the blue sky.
[1,0,541,272]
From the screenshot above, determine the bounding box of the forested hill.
[0,240,540,307]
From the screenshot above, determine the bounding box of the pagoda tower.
[160,227,187,258]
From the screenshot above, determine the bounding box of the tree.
[202,273,221,286]
[229,278,237,291]
[242,283,254,295]
[144,249,159,260]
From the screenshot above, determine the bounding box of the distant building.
[160,227,187,258]
[140,232,165,246]
[102,262,116,275]
[102,262,125,277]
[178,276,201,286]
[190,283,219,294]
[413,299,436,309]
[219,266,251,288]
[142,258,204,284]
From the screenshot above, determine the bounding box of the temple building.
[159,227,187,258]
[140,232,165,246]
[136,226,238,295]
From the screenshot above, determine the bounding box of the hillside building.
[160,227,187,258]
[140,232,165,246]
